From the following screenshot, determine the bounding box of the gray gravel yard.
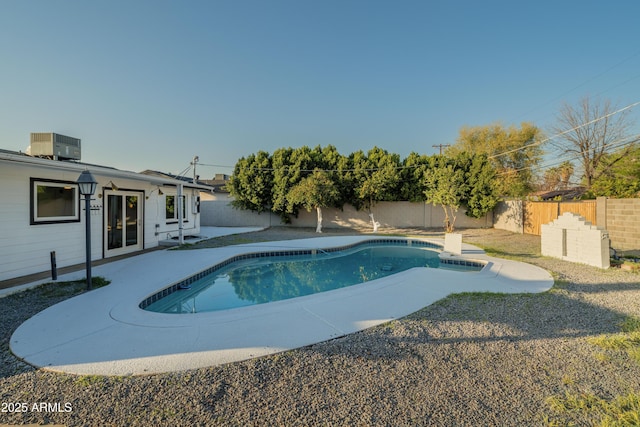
[1,227,640,426]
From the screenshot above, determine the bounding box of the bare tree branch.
[550,96,636,188]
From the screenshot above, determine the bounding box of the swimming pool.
[12,234,554,375]
[142,239,484,314]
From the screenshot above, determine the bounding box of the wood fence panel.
[523,201,597,235]
[559,201,596,224]
[524,202,558,235]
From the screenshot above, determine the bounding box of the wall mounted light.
[146,186,165,199]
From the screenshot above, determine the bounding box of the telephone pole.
[432,144,450,155]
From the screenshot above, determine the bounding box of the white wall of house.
[1,162,88,282]
[0,155,201,282]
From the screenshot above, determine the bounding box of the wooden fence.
[523,201,597,235]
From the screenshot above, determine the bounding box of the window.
[165,195,187,222]
[30,179,80,224]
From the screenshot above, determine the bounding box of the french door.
[104,190,143,257]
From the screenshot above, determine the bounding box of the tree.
[423,153,498,232]
[228,151,272,212]
[542,168,561,191]
[400,152,430,201]
[463,153,500,219]
[314,144,351,207]
[286,169,341,233]
[541,161,575,191]
[587,143,640,198]
[550,96,638,189]
[423,155,466,232]
[271,146,319,222]
[350,147,401,231]
[447,122,544,197]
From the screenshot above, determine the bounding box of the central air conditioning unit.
[30,133,81,161]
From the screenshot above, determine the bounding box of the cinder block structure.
[541,212,610,269]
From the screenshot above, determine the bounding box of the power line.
[198,162,426,173]
[195,101,639,177]
[509,49,640,124]
[497,133,640,176]
[489,100,640,160]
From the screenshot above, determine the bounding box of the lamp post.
[77,170,97,290]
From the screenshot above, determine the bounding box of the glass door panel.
[107,195,123,250]
[105,190,143,257]
[126,195,138,247]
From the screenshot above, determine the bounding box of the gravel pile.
[1,227,640,426]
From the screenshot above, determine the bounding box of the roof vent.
[30,133,81,161]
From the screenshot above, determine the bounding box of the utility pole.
[432,144,450,155]
[191,155,199,184]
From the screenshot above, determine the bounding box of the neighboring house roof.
[139,169,215,192]
[199,177,230,194]
[532,187,587,201]
[0,149,211,190]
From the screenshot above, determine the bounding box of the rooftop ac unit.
[30,133,81,161]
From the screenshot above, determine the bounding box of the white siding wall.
[0,161,201,282]
[0,163,88,281]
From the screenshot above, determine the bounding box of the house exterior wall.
[0,162,88,281]
[0,158,201,282]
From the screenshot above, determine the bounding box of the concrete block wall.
[493,200,524,233]
[541,212,610,268]
[200,200,279,227]
[201,200,493,230]
[604,198,640,251]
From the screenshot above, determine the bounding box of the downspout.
[178,183,184,244]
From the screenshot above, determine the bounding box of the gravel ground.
[1,227,640,426]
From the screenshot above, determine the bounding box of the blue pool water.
[143,242,483,314]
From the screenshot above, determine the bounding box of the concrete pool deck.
[10,234,553,376]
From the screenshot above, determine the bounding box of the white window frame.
[165,194,188,223]
[30,178,80,224]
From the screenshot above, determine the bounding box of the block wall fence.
[201,200,493,230]
[597,197,640,252]
[494,197,640,252]
[201,198,640,252]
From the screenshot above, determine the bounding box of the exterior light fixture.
[77,170,97,290]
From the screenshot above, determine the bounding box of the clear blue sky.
[2,0,639,176]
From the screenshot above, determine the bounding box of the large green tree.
[463,153,500,219]
[271,146,319,222]
[229,147,498,232]
[587,143,640,198]
[423,153,498,232]
[350,147,401,231]
[228,151,272,212]
[314,144,351,207]
[400,152,431,202]
[447,122,544,197]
